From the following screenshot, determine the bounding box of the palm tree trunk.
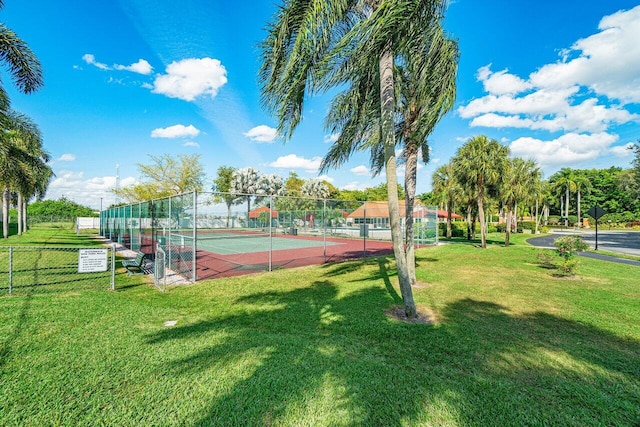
[535,199,539,234]
[23,199,28,232]
[17,193,23,235]
[577,190,582,227]
[379,40,415,317]
[477,179,487,248]
[446,200,452,239]
[404,141,418,287]
[514,201,518,233]
[565,187,570,226]
[466,202,472,240]
[2,188,9,238]
[505,208,512,247]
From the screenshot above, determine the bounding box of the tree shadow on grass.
[143,278,640,426]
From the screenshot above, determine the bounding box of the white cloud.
[58,154,76,162]
[350,165,370,176]
[183,141,200,148]
[243,125,279,143]
[324,133,340,143]
[152,58,228,101]
[458,6,640,141]
[477,65,532,95]
[530,5,640,103]
[509,132,619,167]
[341,181,366,191]
[609,142,636,157]
[82,54,109,70]
[151,124,200,138]
[269,154,322,173]
[114,59,153,75]
[46,171,138,209]
[316,174,335,183]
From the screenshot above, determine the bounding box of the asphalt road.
[527,230,640,267]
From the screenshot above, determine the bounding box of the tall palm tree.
[452,136,509,249]
[432,162,459,239]
[260,0,447,318]
[320,22,458,286]
[552,168,577,226]
[502,157,540,246]
[231,167,264,224]
[0,112,51,237]
[573,175,591,227]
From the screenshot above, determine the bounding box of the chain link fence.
[101,192,439,282]
[0,245,115,295]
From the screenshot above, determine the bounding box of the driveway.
[527,230,640,267]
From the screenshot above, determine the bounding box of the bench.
[122,251,149,275]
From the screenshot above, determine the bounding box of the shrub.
[557,259,580,276]
[439,222,465,237]
[554,236,589,261]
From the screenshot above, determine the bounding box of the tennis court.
[101,191,437,282]
[167,230,342,255]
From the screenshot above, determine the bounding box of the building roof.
[347,201,462,219]
[249,206,278,219]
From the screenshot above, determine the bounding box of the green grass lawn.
[0,227,638,426]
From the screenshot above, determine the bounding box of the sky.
[3,0,640,209]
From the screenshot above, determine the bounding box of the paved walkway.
[527,230,640,267]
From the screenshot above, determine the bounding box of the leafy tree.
[28,197,95,218]
[452,135,509,248]
[630,141,640,203]
[212,166,237,227]
[260,0,447,318]
[113,154,206,203]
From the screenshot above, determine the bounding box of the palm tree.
[432,162,459,239]
[502,158,540,246]
[0,111,51,237]
[320,22,458,286]
[231,167,264,225]
[260,0,447,317]
[452,136,509,249]
[573,175,591,227]
[301,179,329,199]
[552,169,577,226]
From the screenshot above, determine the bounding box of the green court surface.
[167,234,342,255]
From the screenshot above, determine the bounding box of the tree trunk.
[535,199,539,234]
[577,190,582,227]
[513,201,518,233]
[466,202,473,241]
[17,194,23,235]
[226,202,231,228]
[446,200,452,239]
[505,207,512,247]
[565,187,570,226]
[2,188,9,238]
[23,200,28,232]
[404,140,418,287]
[477,180,487,248]
[379,41,415,317]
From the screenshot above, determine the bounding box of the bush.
[518,221,537,232]
[557,259,580,276]
[439,222,465,237]
[554,236,589,261]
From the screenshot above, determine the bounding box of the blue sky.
[3,0,639,209]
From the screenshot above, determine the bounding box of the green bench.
[122,251,149,275]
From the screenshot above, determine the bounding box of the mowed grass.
[0,227,638,426]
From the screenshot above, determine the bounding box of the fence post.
[192,191,197,283]
[111,244,116,291]
[8,246,13,295]
[269,196,273,272]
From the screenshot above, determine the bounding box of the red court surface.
[194,235,393,280]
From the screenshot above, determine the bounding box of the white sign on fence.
[78,249,108,273]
